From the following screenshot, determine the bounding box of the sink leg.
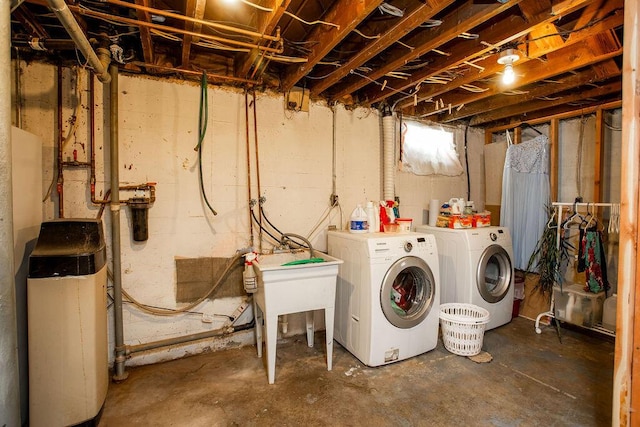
[324,307,334,371]
[254,300,263,358]
[306,311,315,347]
[265,313,278,384]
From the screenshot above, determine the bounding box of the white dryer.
[327,231,440,367]
[415,225,514,330]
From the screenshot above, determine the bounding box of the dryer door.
[476,244,512,303]
[380,256,436,329]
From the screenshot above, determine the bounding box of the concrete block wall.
[13,61,483,366]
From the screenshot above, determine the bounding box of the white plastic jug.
[448,198,465,215]
[349,204,368,233]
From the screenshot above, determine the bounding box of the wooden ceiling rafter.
[13,4,49,39]
[373,0,600,109]
[393,0,623,112]
[469,60,621,125]
[308,0,454,96]
[181,0,206,69]
[327,0,525,102]
[280,0,383,92]
[426,36,622,122]
[471,79,621,126]
[132,0,155,65]
[235,0,290,80]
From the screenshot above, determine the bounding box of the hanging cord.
[194,71,217,215]
[576,115,585,197]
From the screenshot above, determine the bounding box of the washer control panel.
[404,241,413,253]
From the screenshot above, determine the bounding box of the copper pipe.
[244,90,254,247]
[69,5,284,54]
[127,61,260,85]
[57,64,64,218]
[105,0,281,43]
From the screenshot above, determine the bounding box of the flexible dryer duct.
[382,112,395,202]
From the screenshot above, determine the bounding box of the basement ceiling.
[10,0,624,128]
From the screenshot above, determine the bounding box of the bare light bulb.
[502,63,515,85]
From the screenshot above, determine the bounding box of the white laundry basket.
[439,303,491,356]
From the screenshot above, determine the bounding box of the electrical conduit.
[382,111,395,202]
[46,0,111,83]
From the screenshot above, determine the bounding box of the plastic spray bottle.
[243,252,258,293]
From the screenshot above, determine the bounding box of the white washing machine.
[415,225,514,330]
[327,231,440,367]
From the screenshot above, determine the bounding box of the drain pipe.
[382,108,395,202]
[109,64,127,381]
[46,0,111,84]
[0,0,21,422]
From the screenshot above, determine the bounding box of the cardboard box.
[473,212,491,228]
[449,215,473,228]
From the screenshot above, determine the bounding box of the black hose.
[259,205,286,236]
[195,72,217,216]
[251,207,281,244]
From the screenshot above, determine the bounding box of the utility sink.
[252,250,343,384]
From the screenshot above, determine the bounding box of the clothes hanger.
[561,198,585,229]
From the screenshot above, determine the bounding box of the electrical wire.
[194,72,218,216]
[284,10,340,29]
[238,0,273,12]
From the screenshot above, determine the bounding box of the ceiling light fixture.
[497,49,520,85]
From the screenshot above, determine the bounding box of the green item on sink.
[281,257,326,266]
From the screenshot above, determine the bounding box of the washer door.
[380,256,436,329]
[476,244,512,303]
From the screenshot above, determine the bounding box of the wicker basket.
[439,303,491,356]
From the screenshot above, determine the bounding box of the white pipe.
[0,0,21,423]
[382,114,395,201]
[46,0,111,83]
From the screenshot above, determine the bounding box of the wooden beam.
[616,0,639,423]
[472,78,621,126]
[483,99,621,133]
[424,37,622,121]
[13,4,49,38]
[393,0,622,111]
[235,0,290,79]
[470,63,620,126]
[280,0,383,92]
[308,0,454,96]
[134,0,155,65]
[181,0,206,68]
[329,0,523,102]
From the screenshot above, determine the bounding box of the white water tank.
[27,219,108,427]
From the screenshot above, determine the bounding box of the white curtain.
[500,135,550,270]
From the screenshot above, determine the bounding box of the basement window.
[401,120,463,176]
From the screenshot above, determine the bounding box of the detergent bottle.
[349,204,368,233]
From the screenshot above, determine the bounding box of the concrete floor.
[98,317,614,426]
